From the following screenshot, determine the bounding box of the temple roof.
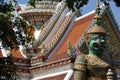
[11,49,25,58]
[47,11,95,63]
[0,10,95,61]
[18,0,59,14]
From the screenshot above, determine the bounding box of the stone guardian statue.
[74,0,116,80]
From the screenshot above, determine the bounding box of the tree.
[65,0,120,11]
[0,2,17,49]
[0,0,34,49]
[28,0,120,12]
[28,0,36,7]
[113,0,120,6]
[0,56,16,80]
[65,0,88,11]
[101,0,120,7]
[0,0,35,79]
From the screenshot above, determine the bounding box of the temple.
[0,0,120,80]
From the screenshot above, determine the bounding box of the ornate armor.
[74,54,109,80]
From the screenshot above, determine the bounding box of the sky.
[82,0,120,27]
[15,0,120,27]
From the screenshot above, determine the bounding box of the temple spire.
[85,0,106,35]
[96,0,99,7]
[96,0,100,16]
[93,0,101,27]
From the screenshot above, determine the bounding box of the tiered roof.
[0,0,120,79]
[48,12,95,62]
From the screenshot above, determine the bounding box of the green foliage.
[65,0,89,11]
[113,0,120,7]
[0,3,18,49]
[28,0,35,7]
[0,2,35,49]
[0,3,13,13]
[100,0,120,7]
[0,56,16,80]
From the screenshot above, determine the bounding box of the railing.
[100,4,120,36]
[108,5,120,36]
[19,1,58,14]
[25,1,58,10]
[35,1,66,46]
[44,10,77,56]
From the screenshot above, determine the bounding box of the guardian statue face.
[89,33,107,57]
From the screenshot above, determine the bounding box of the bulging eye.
[100,40,106,44]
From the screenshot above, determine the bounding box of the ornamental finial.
[41,42,46,55]
[84,0,107,41]
[93,0,101,27]
[67,40,72,56]
[96,0,100,7]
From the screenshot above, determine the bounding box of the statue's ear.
[84,33,90,47]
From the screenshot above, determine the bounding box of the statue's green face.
[89,34,107,57]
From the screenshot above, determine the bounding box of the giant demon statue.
[73,1,116,80]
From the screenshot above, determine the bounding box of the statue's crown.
[86,0,106,35]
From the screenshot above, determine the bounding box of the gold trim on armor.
[84,54,109,68]
[74,63,86,71]
[87,77,106,80]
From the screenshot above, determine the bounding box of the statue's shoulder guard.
[74,54,87,71]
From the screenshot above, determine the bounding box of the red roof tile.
[11,49,24,58]
[0,49,25,58]
[48,13,95,62]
